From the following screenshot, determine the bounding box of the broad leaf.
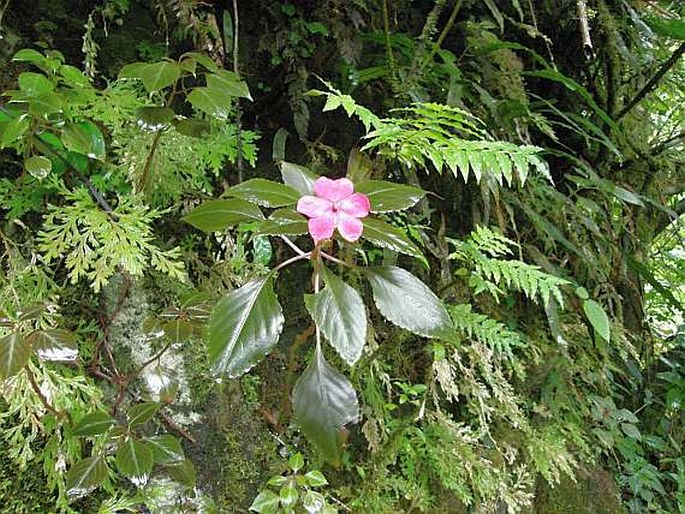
[18,72,53,96]
[13,49,46,63]
[66,456,108,499]
[645,16,685,40]
[145,434,185,464]
[292,347,358,465]
[116,438,154,485]
[61,121,106,160]
[174,119,211,138]
[583,299,610,342]
[25,155,52,179]
[206,70,252,100]
[355,180,425,212]
[280,161,318,194]
[255,209,308,236]
[26,328,77,361]
[166,458,197,487]
[361,218,426,264]
[127,402,160,426]
[249,490,280,513]
[180,51,219,73]
[227,178,301,208]
[72,411,116,437]
[0,332,31,379]
[209,276,284,377]
[124,61,180,93]
[187,87,233,121]
[305,267,367,366]
[0,115,29,148]
[136,106,175,128]
[364,266,454,339]
[183,198,264,232]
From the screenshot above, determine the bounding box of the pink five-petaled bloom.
[296,177,371,243]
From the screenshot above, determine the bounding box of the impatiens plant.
[184,157,454,463]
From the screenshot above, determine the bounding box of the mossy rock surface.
[534,466,625,514]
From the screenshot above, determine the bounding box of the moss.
[534,465,626,514]
[0,448,57,514]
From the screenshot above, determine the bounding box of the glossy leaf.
[145,434,185,464]
[361,218,426,264]
[280,161,318,195]
[304,470,328,487]
[127,402,160,426]
[364,266,454,339]
[25,155,52,179]
[116,438,154,484]
[187,87,233,121]
[0,332,31,379]
[292,347,359,465]
[583,299,610,342]
[61,121,106,160]
[249,490,280,513]
[355,180,426,212]
[13,49,46,63]
[183,198,264,232]
[206,70,252,100]
[27,328,78,362]
[227,178,301,207]
[209,276,284,377]
[72,411,116,437]
[18,72,53,96]
[66,456,108,499]
[255,209,308,236]
[0,115,29,148]
[305,267,367,366]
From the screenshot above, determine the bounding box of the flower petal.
[297,195,332,218]
[336,213,363,242]
[308,215,336,242]
[313,177,354,202]
[339,192,370,218]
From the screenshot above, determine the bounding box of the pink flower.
[296,177,370,243]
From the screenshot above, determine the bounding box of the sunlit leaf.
[25,155,52,179]
[66,456,108,499]
[61,121,106,160]
[280,161,318,194]
[26,328,78,362]
[583,298,610,342]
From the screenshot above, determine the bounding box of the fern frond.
[448,303,522,356]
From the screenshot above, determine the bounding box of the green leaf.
[72,411,116,437]
[361,218,426,264]
[583,299,611,342]
[173,119,211,138]
[26,328,77,361]
[183,198,264,232]
[255,209,309,236]
[136,106,175,128]
[645,16,685,40]
[180,51,219,73]
[303,490,327,512]
[0,115,29,148]
[61,121,106,160]
[25,155,52,179]
[304,470,328,487]
[137,61,181,93]
[272,128,289,161]
[13,49,46,63]
[288,452,304,472]
[209,276,284,377]
[206,70,252,100]
[166,458,197,488]
[305,267,367,366]
[280,161,318,194]
[144,435,185,464]
[227,178,301,208]
[127,402,160,426]
[249,490,281,513]
[364,266,454,339]
[187,87,233,121]
[355,180,425,213]
[28,92,63,116]
[0,332,31,379]
[18,72,54,96]
[66,456,108,499]
[292,347,358,465]
[116,438,154,484]
[621,423,641,440]
[280,483,299,506]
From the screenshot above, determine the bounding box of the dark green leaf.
[25,155,52,179]
[0,332,31,379]
[346,148,373,183]
[28,92,63,115]
[209,276,284,377]
[18,72,54,96]
[183,198,264,232]
[280,161,318,194]
[206,70,252,100]
[145,435,185,464]
[136,107,175,128]
[187,87,233,121]
[180,52,219,73]
[161,319,194,342]
[252,235,273,265]
[166,458,197,487]
[116,438,154,483]
[361,218,426,264]
[364,266,453,339]
[272,128,289,161]
[305,267,367,366]
[355,180,425,213]
[227,178,301,208]
[138,61,181,93]
[255,209,308,236]
[249,490,280,513]
[66,456,108,499]
[292,347,358,465]
[26,328,77,361]
[127,402,160,426]
[61,121,106,160]
[645,16,685,40]
[174,119,211,138]
[72,411,116,437]
[0,115,29,148]
[583,299,610,342]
